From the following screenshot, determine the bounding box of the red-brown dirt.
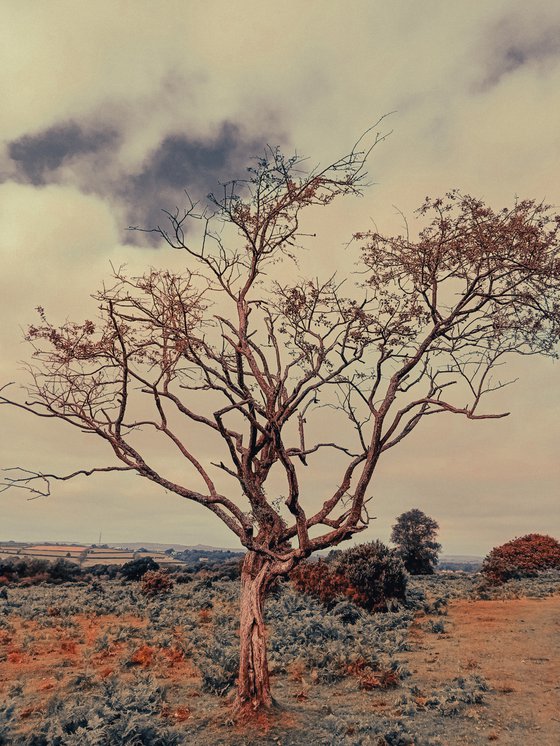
[0,613,200,699]
[406,596,560,745]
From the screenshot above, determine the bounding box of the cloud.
[123,121,269,241]
[143,124,248,189]
[476,9,560,91]
[3,116,273,246]
[7,122,120,186]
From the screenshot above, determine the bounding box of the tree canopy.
[391,508,441,575]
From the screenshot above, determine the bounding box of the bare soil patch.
[407,596,560,745]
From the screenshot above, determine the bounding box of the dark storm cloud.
[123,122,267,243]
[148,123,242,188]
[477,18,560,91]
[7,122,119,185]
[4,117,277,246]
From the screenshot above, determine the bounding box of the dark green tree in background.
[391,509,441,575]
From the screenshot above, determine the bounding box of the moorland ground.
[0,571,558,745]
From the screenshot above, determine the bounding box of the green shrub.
[335,540,408,612]
[48,558,82,582]
[291,542,408,612]
[120,557,159,581]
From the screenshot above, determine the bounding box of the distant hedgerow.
[481,533,560,584]
[0,557,82,586]
[120,557,159,582]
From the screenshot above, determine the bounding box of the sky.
[1,0,559,556]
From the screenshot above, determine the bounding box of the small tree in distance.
[2,126,560,714]
[391,509,441,575]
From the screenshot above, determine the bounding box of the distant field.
[0,544,183,566]
[28,545,88,552]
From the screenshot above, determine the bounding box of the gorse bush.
[480,533,560,584]
[289,560,366,609]
[141,570,174,597]
[335,540,408,612]
[291,541,407,612]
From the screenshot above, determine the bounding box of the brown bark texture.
[235,551,276,713]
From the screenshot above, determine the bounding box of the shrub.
[335,540,408,612]
[291,541,407,612]
[480,533,560,583]
[289,559,366,609]
[0,557,82,586]
[48,558,82,582]
[87,564,120,580]
[140,569,174,597]
[120,557,159,581]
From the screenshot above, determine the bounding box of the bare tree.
[2,129,560,714]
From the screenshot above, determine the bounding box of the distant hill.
[109,541,244,553]
[1,541,483,566]
[438,555,483,571]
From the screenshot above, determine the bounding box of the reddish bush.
[481,533,560,583]
[289,559,367,608]
[140,569,174,597]
[346,658,400,690]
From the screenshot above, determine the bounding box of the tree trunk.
[234,550,275,714]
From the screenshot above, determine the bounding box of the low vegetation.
[1,545,558,744]
[480,533,560,584]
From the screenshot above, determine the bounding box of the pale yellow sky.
[1,1,559,554]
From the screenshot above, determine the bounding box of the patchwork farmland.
[0,543,184,568]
